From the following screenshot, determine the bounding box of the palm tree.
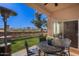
[32,12,47,32]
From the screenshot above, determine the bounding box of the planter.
[0,43,11,56]
[39,37,46,42]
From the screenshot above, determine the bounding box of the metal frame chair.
[61,38,71,56]
[25,40,35,56]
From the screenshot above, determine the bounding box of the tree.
[32,12,47,32]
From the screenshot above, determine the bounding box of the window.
[53,22,60,35]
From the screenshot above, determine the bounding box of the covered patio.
[0,3,79,56]
[26,3,79,56]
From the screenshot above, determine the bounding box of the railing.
[0,32,46,37]
[0,32,47,43]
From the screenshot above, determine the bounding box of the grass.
[11,37,39,53]
[26,37,39,47]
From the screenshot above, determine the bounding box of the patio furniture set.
[25,36,71,56]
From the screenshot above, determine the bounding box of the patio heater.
[0,6,17,55]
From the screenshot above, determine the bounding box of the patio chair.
[49,38,71,56]
[24,40,35,56]
[61,38,71,56]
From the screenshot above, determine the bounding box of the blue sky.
[0,3,47,29]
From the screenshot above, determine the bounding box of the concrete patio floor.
[12,45,79,56]
[12,45,39,56]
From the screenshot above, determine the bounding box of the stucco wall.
[47,5,79,48]
[48,5,79,36]
[47,16,53,36]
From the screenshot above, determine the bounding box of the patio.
[12,45,38,56]
[12,45,79,56]
[0,3,79,56]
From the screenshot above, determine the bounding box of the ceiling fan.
[44,3,58,7]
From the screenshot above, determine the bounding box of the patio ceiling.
[26,3,78,16]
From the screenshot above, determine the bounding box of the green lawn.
[11,37,39,53]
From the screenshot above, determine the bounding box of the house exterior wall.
[48,5,79,36]
[48,5,79,48]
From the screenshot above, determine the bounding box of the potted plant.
[39,34,47,42]
[46,36,53,45]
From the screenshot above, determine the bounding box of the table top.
[38,41,63,52]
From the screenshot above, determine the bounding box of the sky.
[0,3,47,29]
